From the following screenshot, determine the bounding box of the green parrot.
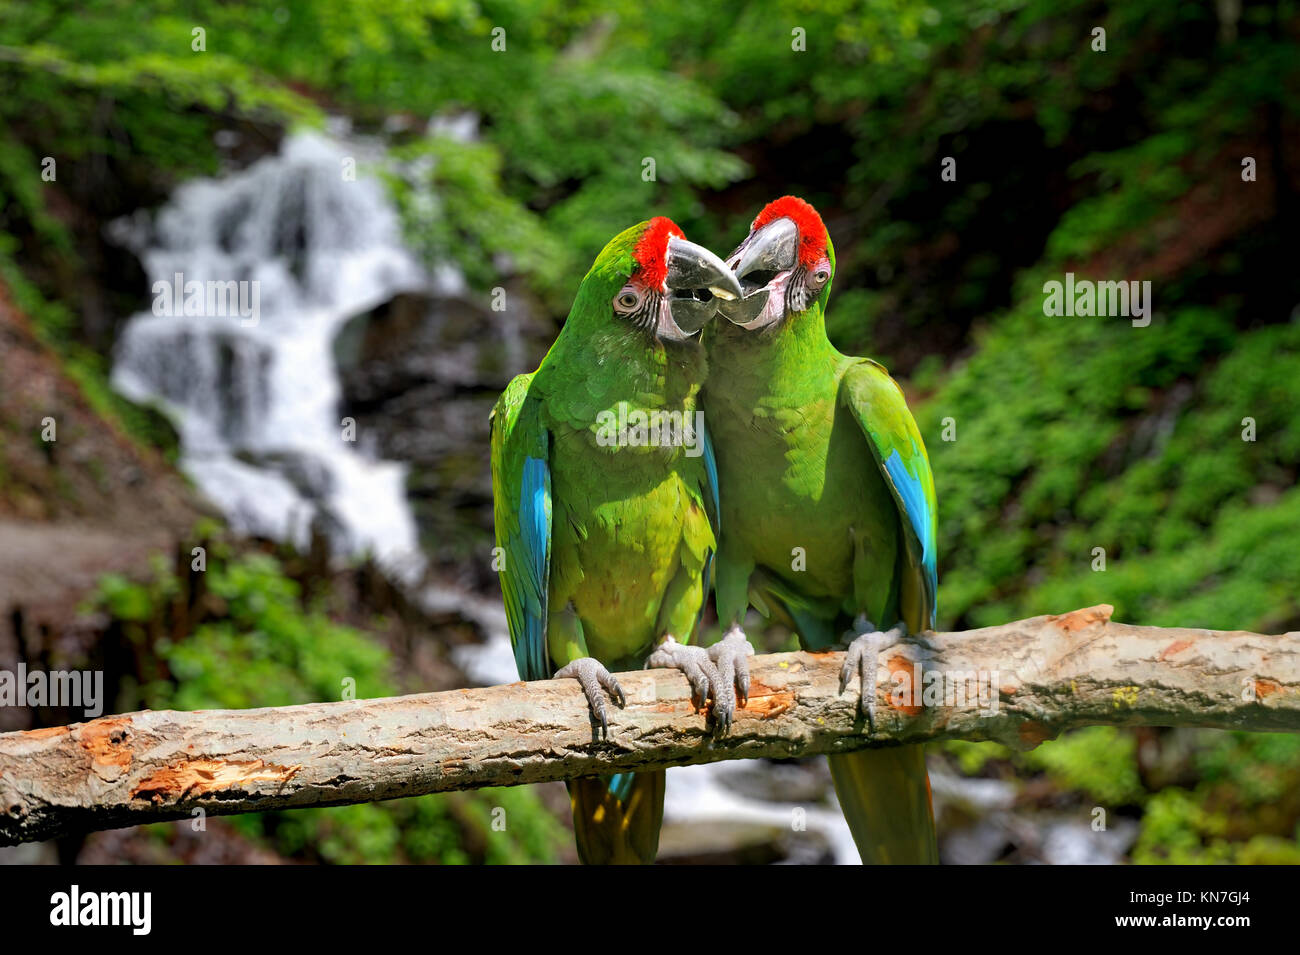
[705,196,940,864]
[490,216,746,864]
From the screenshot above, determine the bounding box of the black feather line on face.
[785,265,812,314]
[624,290,664,334]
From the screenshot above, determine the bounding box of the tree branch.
[2,605,1297,845]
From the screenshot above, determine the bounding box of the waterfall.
[110,130,427,579]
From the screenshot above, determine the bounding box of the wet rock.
[931,770,1018,813]
[716,757,835,805]
[657,820,834,865]
[1038,818,1139,865]
[335,280,555,567]
[0,840,58,865]
[335,283,547,402]
[942,811,1139,865]
[942,814,1021,865]
[664,761,859,864]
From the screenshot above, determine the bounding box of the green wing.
[696,416,721,628]
[490,373,554,681]
[840,359,938,631]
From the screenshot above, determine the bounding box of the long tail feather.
[828,744,937,864]
[567,771,665,865]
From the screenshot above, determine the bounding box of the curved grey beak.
[719,217,799,326]
[733,217,799,288]
[665,236,743,334]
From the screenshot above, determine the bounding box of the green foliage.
[7,0,1297,367]
[1021,727,1145,806]
[7,0,1299,865]
[913,89,1298,859]
[1133,788,1234,864]
[148,553,392,709]
[385,135,569,296]
[921,308,1300,632]
[228,785,567,865]
[93,548,566,864]
[943,738,1012,776]
[1131,730,1300,865]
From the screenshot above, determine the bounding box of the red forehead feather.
[751,195,827,267]
[633,216,685,289]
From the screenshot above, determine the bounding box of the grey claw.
[838,649,859,697]
[554,657,625,739]
[709,626,756,709]
[646,634,734,734]
[842,622,907,732]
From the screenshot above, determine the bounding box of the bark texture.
[2,605,1297,845]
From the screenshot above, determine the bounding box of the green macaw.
[490,217,746,864]
[705,196,940,864]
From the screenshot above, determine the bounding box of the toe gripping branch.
[841,619,908,731]
[645,629,756,734]
[554,658,626,740]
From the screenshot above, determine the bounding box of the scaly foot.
[841,616,907,731]
[645,634,735,733]
[553,657,626,740]
[709,625,756,712]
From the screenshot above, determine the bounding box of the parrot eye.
[810,268,830,286]
[614,287,643,314]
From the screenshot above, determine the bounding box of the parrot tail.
[828,744,938,864]
[567,770,665,865]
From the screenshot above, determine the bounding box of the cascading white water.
[110,131,427,579]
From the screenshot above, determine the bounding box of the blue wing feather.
[696,417,721,629]
[841,361,939,631]
[883,449,938,619]
[700,417,720,529]
[514,454,552,682]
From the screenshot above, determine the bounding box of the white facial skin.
[724,267,794,330]
[612,236,742,342]
[611,282,698,343]
[722,227,832,331]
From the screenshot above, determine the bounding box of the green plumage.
[704,234,940,864]
[490,221,717,864]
